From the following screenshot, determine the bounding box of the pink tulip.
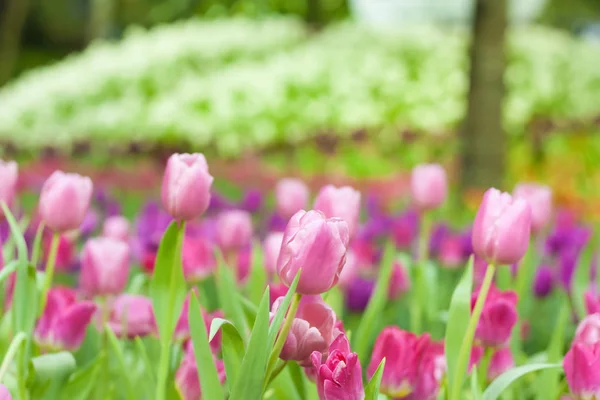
[439,235,466,269]
[337,250,358,289]
[472,286,518,348]
[0,159,18,218]
[275,178,310,219]
[0,384,11,400]
[269,283,288,308]
[314,185,361,238]
[389,261,411,299]
[106,294,155,338]
[182,237,216,283]
[80,237,130,297]
[216,210,253,252]
[311,334,364,400]
[39,171,93,232]
[575,314,600,346]
[102,216,130,242]
[410,163,448,211]
[277,210,349,295]
[472,188,532,265]
[174,291,223,353]
[263,232,284,278]
[564,342,600,399]
[513,183,552,232]
[35,287,96,351]
[42,233,75,272]
[487,348,515,380]
[273,295,342,366]
[585,290,600,315]
[161,153,213,221]
[176,341,226,400]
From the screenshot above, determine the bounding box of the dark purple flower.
[533,265,554,298]
[240,189,263,213]
[207,193,233,213]
[345,277,375,313]
[391,210,419,250]
[429,224,450,257]
[268,213,288,233]
[135,201,172,251]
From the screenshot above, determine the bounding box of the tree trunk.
[87,0,115,43]
[0,0,30,86]
[459,0,508,190]
[306,0,321,28]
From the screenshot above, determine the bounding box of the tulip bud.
[563,342,600,399]
[275,178,309,219]
[182,236,216,283]
[410,163,448,211]
[106,295,155,338]
[161,153,213,221]
[533,266,554,298]
[263,232,284,278]
[472,286,518,348]
[0,159,18,218]
[574,314,600,346]
[389,261,411,299]
[472,188,532,265]
[311,334,364,400]
[585,289,600,315]
[513,183,552,232]
[216,210,253,252]
[314,185,361,238]
[80,237,130,297]
[487,348,515,381]
[39,171,93,232]
[0,384,12,400]
[277,210,349,295]
[103,216,130,242]
[176,341,226,400]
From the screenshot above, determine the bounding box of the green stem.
[39,232,60,314]
[450,263,496,400]
[98,298,110,399]
[156,221,186,400]
[411,212,432,334]
[267,360,288,385]
[0,331,26,383]
[477,347,494,389]
[30,222,45,267]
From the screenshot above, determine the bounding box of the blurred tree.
[0,0,30,85]
[87,0,115,41]
[460,0,508,190]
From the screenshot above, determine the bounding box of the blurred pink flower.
[106,294,156,339]
[564,342,600,399]
[176,341,225,400]
[314,185,361,238]
[275,178,310,219]
[410,163,447,211]
[472,286,518,348]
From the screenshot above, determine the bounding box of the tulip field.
[0,151,597,400]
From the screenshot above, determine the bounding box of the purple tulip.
[533,265,554,298]
[314,185,361,238]
[240,189,263,213]
[345,277,375,313]
[79,210,99,237]
[0,159,18,218]
[275,178,310,219]
[80,237,130,297]
[411,163,448,211]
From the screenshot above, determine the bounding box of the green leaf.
[267,271,300,349]
[105,327,136,400]
[353,240,396,361]
[60,353,105,400]
[31,222,45,267]
[445,256,474,397]
[209,318,245,389]
[229,286,271,400]
[365,358,386,400]
[471,366,482,400]
[135,337,157,389]
[248,241,267,305]
[573,231,596,319]
[0,261,18,284]
[189,291,226,400]
[28,352,77,400]
[238,294,258,326]
[1,203,28,263]
[215,252,249,345]
[482,363,562,400]
[149,221,187,344]
[287,362,306,399]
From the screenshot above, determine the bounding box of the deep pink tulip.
[410,163,448,211]
[388,261,411,299]
[0,159,18,218]
[487,348,515,380]
[35,287,96,351]
[275,178,310,219]
[176,341,226,400]
[174,291,223,352]
[269,283,288,308]
[106,294,155,338]
[80,237,130,297]
[161,153,213,221]
[182,236,216,283]
[0,384,11,400]
[39,171,93,232]
[472,188,532,265]
[513,183,552,232]
[472,286,518,347]
[311,334,364,400]
[263,232,284,278]
[314,185,361,238]
[102,216,130,242]
[439,235,466,269]
[216,210,253,252]
[273,295,342,366]
[43,233,75,272]
[585,290,600,315]
[575,314,600,346]
[564,342,600,399]
[277,210,349,295]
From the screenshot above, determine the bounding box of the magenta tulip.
[161,153,213,221]
[216,210,253,252]
[80,237,130,297]
[314,185,361,238]
[311,334,364,400]
[575,314,600,346]
[564,342,600,399]
[410,163,448,211]
[487,348,515,380]
[176,341,226,400]
[472,286,518,347]
[102,216,130,242]
[38,171,93,232]
[276,178,310,219]
[389,261,411,299]
[585,290,600,315]
[277,210,349,295]
[182,236,216,283]
[0,159,18,218]
[263,232,284,278]
[0,384,11,400]
[106,294,155,338]
[472,188,532,265]
[513,183,552,232]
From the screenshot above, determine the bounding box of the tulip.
[43,233,75,272]
[0,159,18,218]
[563,342,600,399]
[174,291,223,352]
[533,266,554,298]
[182,236,216,283]
[439,235,467,269]
[311,334,364,400]
[275,178,310,219]
[35,287,96,351]
[337,249,358,289]
[345,277,375,313]
[574,314,600,346]
[410,163,448,211]
[513,183,552,232]
[216,210,253,252]
[106,295,155,338]
[585,290,600,315]
[263,232,284,278]
[472,188,532,265]
[103,215,130,242]
[277,210,349,295]
[176,341,226,400]
[39,171,93,232]
[389,261,411,299]
[0,384,11,400]
[314,185,361,238]
[161,153,213,221]
[392,210,419,250]
[240,189,263,213]
[487,348,515,380]
[79,210,99,237]
[80,237,130,297]
[269,283,288,308]
[472,286,518,347]
[273,295,342,366]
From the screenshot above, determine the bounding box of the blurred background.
[0,0,599,216]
